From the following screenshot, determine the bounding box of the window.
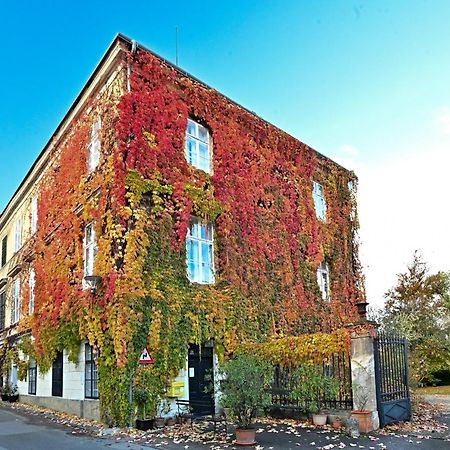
[11,278,20,324]
[29,269,35,314]
[186,219,214,284]
[1,236,7,267]
[185,119,212,173]
[14,217,22,252]
[85,344,99,399]
[0,291,5,330]
[87,117,101,172]
[317,262,330,301]
[312,181,326,221]
[31,195,38,235]
[28,360,37,395]
[84,223,97,277]
[52,351,63,397]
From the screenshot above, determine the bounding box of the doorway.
[52,351,63,397]
[188,344,214,415]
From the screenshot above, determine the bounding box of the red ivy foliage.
[24,47,363,369]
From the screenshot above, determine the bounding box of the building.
[0,34,363,425]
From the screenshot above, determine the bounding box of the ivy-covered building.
[0,34,363,425]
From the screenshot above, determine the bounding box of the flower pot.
[154,417,165,428]
[165,416,175,426]
[351,410,373,433]
[8,394,19,403]
[331,420,342,430]
[312,413,327,426]
[235,428,256,446]
[1,394,8,402]
[135,418,155,431]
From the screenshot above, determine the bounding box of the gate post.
[349,324,380,431]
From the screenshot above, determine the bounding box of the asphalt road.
[0,407,154,450]
[1,403,450,450]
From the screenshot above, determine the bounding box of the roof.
[0,33,352,226]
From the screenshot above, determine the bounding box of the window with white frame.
[317,261,330,301]
[84,223,97,278]
[87,117,101,172]
[185,119,212,173]
[186,219,215,284]
[29,268,35,314]
[312,181,326,221]
[14,217,22,252]
[85,344,99,399]
[11,278,20,324]
[31,195,38,235]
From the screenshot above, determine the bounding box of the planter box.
[135,418,155,431]
[351,410,373,433]
[8,394,19,403]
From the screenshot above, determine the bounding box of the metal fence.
[269,352,353,412]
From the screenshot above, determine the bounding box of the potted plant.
[219,354,272,446]
[8,385,19,403]
[1,383,19,403]
[351,385,373,433]
[154,398,171,428]
[290,364,339,426]
[134,387,155,431]
[331,415,343,429]
[1,384,10,401]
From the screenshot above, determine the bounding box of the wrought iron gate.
[373,332,411,427]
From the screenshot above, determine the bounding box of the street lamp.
[83,275,103,295]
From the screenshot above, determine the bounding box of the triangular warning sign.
[139,347,154,364]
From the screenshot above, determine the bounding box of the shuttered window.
[0,291,5,330]
[1,236,7,267]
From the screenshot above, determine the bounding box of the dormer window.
[185,119,212,173]
[87,117,101,172]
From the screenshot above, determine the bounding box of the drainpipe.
[127,39,137,93]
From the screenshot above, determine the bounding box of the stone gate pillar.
[349,322,380,432]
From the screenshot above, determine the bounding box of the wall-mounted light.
[84,275,102,295]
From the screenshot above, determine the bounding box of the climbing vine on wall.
[11,48,363,426]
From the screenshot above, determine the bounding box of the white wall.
[17,343,86,400]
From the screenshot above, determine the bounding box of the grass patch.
[416,385,450,395]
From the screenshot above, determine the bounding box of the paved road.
[0,407,154,450]
[1,403,450,450]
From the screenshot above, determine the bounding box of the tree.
[382,251,450,386]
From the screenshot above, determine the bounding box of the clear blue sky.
[2,1,450,302]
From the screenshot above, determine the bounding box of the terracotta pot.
[312,413,327,426]
[351,410,373,433]
[235,428,256,446]
[331,420,342,429]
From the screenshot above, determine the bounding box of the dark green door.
[52,351,63,397]
[188,344,214,416]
